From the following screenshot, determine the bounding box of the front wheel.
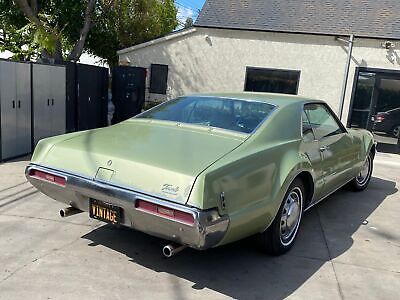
[349,152,373,191]
[260,178,305,255]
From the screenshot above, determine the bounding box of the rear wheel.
[349,152,373,191]
[393,125,400,138]
[261,178,305,255]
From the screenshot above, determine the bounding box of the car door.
[304,103,357,199]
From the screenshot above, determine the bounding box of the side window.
[302,110,315,142]
[304,104,344,140]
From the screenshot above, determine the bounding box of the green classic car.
[26,93,375,256]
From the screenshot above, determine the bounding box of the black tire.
[260,178,305,256]
[349,152,373,191]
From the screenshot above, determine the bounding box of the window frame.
[244,67,301,95]
[302,102,347,141]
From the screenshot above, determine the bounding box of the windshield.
[137,96,276,134]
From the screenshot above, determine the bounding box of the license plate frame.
[89,199,122,225]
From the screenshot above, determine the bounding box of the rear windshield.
[137,96,276,134]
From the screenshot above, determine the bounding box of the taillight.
[29,169,66,187]
[375,115,385,122]
[135,199,195,226]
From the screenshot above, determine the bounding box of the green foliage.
[87,0,178,65]
[0,0,178,65]
[184,17,193,28]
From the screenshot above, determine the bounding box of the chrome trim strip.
[304,177,354,211]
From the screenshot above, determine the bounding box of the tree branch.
[67,0,97,61]
[13,0,44,31]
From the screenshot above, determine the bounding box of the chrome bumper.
[25,164,229,250]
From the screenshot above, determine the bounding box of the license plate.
[89,199,122,225]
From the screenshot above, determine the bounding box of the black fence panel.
[111,66,146,124]
[66,63,109,131]
[65,62,77,132]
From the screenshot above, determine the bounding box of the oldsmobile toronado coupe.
[26,93,375,256]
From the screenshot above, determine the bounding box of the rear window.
[137,96,276,134]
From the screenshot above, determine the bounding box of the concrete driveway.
[0,154,399,300]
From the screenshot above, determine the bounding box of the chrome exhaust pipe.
[162,243,187,258]
[60,206,83,218]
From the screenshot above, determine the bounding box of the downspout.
[338,34,355,121]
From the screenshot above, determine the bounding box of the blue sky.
[175,0,205,24]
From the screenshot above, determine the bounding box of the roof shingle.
[195,0,400,40]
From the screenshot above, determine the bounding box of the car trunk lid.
[39,119,246,204]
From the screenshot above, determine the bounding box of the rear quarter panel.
[187,102,316,246]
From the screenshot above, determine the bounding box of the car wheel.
[350,152,373,191]
[261,178,304,255]
[393,125,400,138]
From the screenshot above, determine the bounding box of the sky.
[175,0,205,25]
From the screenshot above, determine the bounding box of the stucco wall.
[119,27,400,125]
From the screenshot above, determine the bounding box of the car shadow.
[81,176,397,299]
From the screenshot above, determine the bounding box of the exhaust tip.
[60,206,82,218]
[162,245,173,258]
[162,243,187,258]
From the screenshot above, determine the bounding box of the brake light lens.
[375,114,385,122]
[29,169,66,187]
[135,199,195,226]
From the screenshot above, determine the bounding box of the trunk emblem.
[162,184,180,196]
[107,160,113,166]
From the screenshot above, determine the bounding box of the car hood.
[33,119,246,204]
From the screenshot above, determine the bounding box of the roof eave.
[117,28,197,55]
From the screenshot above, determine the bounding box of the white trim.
[117,28,197,55]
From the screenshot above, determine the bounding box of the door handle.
[18,100,21,108]
[52,99,54,106]
[12,100,15,109]
[319,146,329,152]
[47,99,50,106]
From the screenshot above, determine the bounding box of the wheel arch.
[296,171,315,208]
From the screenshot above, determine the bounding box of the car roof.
[188,92,323,107]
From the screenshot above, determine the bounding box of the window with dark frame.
[244,67,301,95]
[150,64,168,94]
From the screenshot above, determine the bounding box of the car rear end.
[26,164,229,249]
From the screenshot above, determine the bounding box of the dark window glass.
[137,96,276,134]
[245,68,300,95]
[350,72,376,128]
[150,64,168,94]
[304,104,344,139]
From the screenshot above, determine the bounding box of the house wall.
[119,27,400,125]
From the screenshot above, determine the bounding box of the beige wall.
[119,27,400,125]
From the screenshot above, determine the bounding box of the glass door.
[349,68,400,154]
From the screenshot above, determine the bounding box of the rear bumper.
[25,164,229,250]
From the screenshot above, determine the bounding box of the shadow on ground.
[82,176,397,299]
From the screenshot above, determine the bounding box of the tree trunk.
[67,0,97,61]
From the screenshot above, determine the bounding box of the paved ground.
[0,154,399,300]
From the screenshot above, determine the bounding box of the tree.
[0,0,178,65]
[184,17,193,28]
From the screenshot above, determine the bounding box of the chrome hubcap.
[356,157,371,185]
[394,126,400,138]
[280,187,302,245]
